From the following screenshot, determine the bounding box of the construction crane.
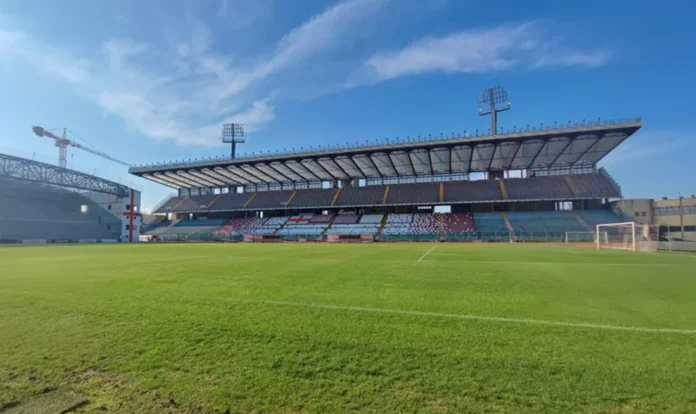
[31,126,131,168]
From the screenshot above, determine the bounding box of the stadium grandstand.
[0,153,142,244]
[131,117,643,243]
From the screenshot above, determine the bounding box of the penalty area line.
[240,299,696,335]
[416,245,438,263]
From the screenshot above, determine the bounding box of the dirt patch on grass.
[1,389,87,414]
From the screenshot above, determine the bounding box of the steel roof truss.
[469,143,496,171]
[284,160,321,181]
[200,168,240,186]
[178,171,216,188]
[351,154,380,177]
[408,150,431,175]
[531,137,571,167]
[578,132,629,164]
[227,166,263,184]
[255,163,291,183]
[370,152,397,176]
[188,170,226,187]
[510,139,545,169]
[165,172,200,188]
[334,156,364,178]
[489,141,519,171]
[301,159,335,181]
[451,145,472,172]
[239,165,277,184]
[217,167,251,185]
[560,135,599,165]
[429,148,449,173]
[269,162,304,182]
[389,151,414,175]
[317,157,349,180]
[145,174,181,189]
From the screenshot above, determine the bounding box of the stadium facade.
[0,153,142,244]
[129,118,648,243]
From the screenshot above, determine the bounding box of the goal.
[596,222,659,252]
[565,231,608,244]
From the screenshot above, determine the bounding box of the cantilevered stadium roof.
[129,118,641,189]
[1,153,129,196]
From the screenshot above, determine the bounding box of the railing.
[156,232,244,242]
[148,230,620,244]
[150,193,176,214]
[141,220,166,234]
[131,117,642,170]
[598,167,622,196]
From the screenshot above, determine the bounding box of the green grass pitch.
[1,243,695,413]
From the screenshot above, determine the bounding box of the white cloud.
[365,22,611,81]
[215,0,388,101]
[263,0,387,76]
[2,7,613,148]
[0,0,388,147]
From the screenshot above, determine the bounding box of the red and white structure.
[87,189,142,242]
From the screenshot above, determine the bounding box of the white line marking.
[238,298,696,335]
[421,258,679,267]
[416,245,438,263]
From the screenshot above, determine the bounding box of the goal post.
[596,222,659,252]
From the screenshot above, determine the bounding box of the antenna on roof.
[477,86,511,135]
[222,123,245,159]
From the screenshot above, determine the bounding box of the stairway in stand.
[564,176,579,196]
[377,213,389,236]
[330,187,343,206]
[322,215,338,235]
[151,219,179,236]
[498,180,509,200]
[572,210,592,231]
[501,212,515,242]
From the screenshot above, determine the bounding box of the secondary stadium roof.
[129,118,641,189]
[0,153,129,196]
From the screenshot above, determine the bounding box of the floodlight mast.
[477,86,511,135]
[222,123,245,159]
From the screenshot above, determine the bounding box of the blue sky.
[1,0,695,211]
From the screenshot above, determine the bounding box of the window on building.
[635,212,640,217]
[126,204,130,210]
[107,204,112,210]
[641,212,646,216]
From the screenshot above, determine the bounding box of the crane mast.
[31,125,131,168]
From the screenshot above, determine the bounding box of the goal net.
[596,222,659,252]
[565,231,608,244]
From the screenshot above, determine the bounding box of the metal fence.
[152,231,580,243]
[657,241,696,253]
